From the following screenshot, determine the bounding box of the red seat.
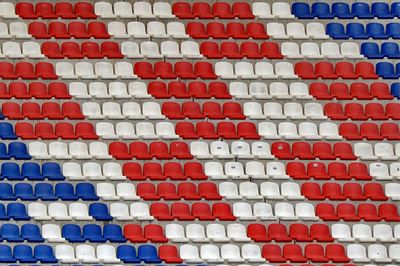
[151,203,173,221]
[109,142,132,160]
[212,2,234,19]
[163,162,185,180]
[55,122,77,139]
[87,22,110,39]
[305,244,328,263]
[29,22,50,39]
[379,204,400,221]
[335,62,358,79]
[157,183,180,200]
[143,162,164,180]
[283,244,307,263]
[49,22,69,39]
[195,62,217,79]
[186,22,208,39]
[350,82,373,99]
[124,224,146,243]
[168,81,189,98]
[80,42,103,59]
[196,122,218,139]
[310,83,332,99]
[203,102,224,119]
[366,103,387,120]
[123,162,145,180]
[316,203,339,221]
[192,2,213,19]
[48,82,71,99]
[241,42,262,59]
[178,183,201,200]
[154,62,176,79]
[149,142,172,159]
[170,142,192,159]
[22,102,43,119]
[217,122,239,139]
[28,82,48,99]
[9,82,30,99]
[68,22,90,39]
[212,203,235,221]
[42,42,63,59]
[237,122,260,139]
[325,244,349,263]
[272,142,294,159]
[188,82,210,98]
[198,182,222,200]
[232,2,254,19]
[171,202,194,220]
[310,224,334,242]
[35,62,58,79]
[339,123,362,140]
[328,162,350,180]
[159,245,182,264]
[61,42,84,59]
[292,142,314,159]
[247,224,270,242]
[381,123,400,140]
[301,183,324,200]
[192,202,215,220]
[345,103,367,120]
[262,244,285,262]
[176,122,198,139]
[349,162,372,180]
[75,2,97,19]
[358,203,380,221]
[260,42,282,58]
[223,102,245,119]
[315,62,337,79]
[360,123,383,140]
[289,224,312,242]
[295,62,317,79]
[101,42,123,59]
[334,142,356,160]
[324,103,346,120]
[268,224,291,242]
[134,62,155,79]
[55,2,77,19]
[62,102,84,119]
[162,102,184,119]
[226,22,248,39]
[330,82,352,99]
[172,2,194,19]
[16,62,37,79]
[15,123,36,139]
[209,82,231,99]
[184,162,207,180]
[386,103,400,119]
[307,162,329,180]
[343,183,366,200]
[370,82,393,99]
[355,62,379,79]
[207,22,228,39]
[201,42,222,58]
[175,62,196,79]
[137,183,160,200]
[148,82,169,99]
[247,22,269,39]
[286,162,309,180]
[182,102,204,119]
[0,83,10,99]
[75,122,98,140]
[36,2,57,19]
[16,2,38,19]
[313,142,335,160]
[2,103,23,119]
[42,102,63,119]
[322,183,345,200]
[35,122,57,139]
[337,203,359,221]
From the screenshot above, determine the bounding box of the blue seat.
[376,62,398,79]
[21,224,44,242]
[326,23,348,39]
[117,245,141,263]
[138,245,161,264]
[76,183,99,201]
[311,2,334,18]
[332,2,353,18]
[55,183,77,201]
[42,162,64,180]
[291,2,313,19]
[15,183,36,200]
[103,224,126,242]
[346,23,368,39]
[392,2,400,17]
[382,42,400,59]
[0,204,8,220]
[22,162,43,180]
[62,224,85,243]
[360,42,383,59]
[2,224,23,242]
[395,63,400,78]
[0,245,16,263]
[372,2,393,18]
[1,162,23,180]
[0,143,10,159]
[0,122,17,139]
[391,83,400,99]
[7,203,29,220]
[0,183,16,200]
[14,245,36,263]
[8,142,31,160]
[89,203,112,221]
[386,23,400,39]
[367,23,388,39]
[83,224,105,242]
[351,2,374,18]
[33,245,57,263]
[34,183,57,201]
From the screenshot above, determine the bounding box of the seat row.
[0,244,57,263]
[15,2,96,19]
[325,102,400,120]
[29,21,109,39]
[348,244,399,263]
[2,102,83,120]
[0,182,97,201]
[16,122,97,140]
[0,22,31,38]
[370,163,400,181]
[333,223,400,243]
[56,61,137,79]
[0,162,63,181]
[354,143,400,161]
[42,41,122,59]
[281,42,362,59]
[0,142,30,160]
[173,2,254,19]
[200,41,283,59]
[376,62,400,79]
[0,62,57,79]
[339,122,400,140]
[0,82,70,99]
[327,22,400,39]
[310,82,393,100]
[361,42,400,59]
[186,22,268,39]
[0,41,43,59]
[96,1,174,19]
[292,2,400,19]
[108,21,188,39]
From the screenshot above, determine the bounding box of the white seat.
[301,42,323,59]
[191,142,213,159]
[219,182,241,200]
[395,224,400,239]
[235,62,257,79]
[319,122,342,139]
[63,162,84,180]
[55,245,78,264]
[239,182,262,200]
[341,42,363,59]
[354,143,376,160]
[154,2,175,18]
[215,62,236,79]
[142,102,165,119]
[299,122,321,139]
[347,244,370,263]
[207,224,229,242]
[103,161,125,180]
[287,22,308,39]
[109,82,130,99]
[147,21,168,38]
[116,183,140,200]
[102,102,124,119]
[69,142,91,159]
[48,202,71,221]
[136,122,157,139]
[275,202,297,220]
[122,102,144,119]
[281,42,302,59]
[130,202,154,220]
[241,244,265,263]
[115,62,137,79]
[180,245,202,264]
[28,202,51,221]
[76,245,99,263]
[161,41,182,58]
[89,142,112,159]
[127,22,149,38]
[272,2,294,19]
[29,142,51,159]
[83,102,104,119]
[3,41,23,58]
[229,82,250,99]
[375,143,397,160]
[246,161,268,179]
[227,224,251,242]
[107,22,128,38]
[389,244,400,262]
[281,182,304,200]
[264,102,285,119]
[128,82,151,98]
[121,42,142,58]
[270,82,291,99]
[266,162,288,179]
[82,162,105,180]
[156,122,179,139]
[233,202,256,220]
[114,122,136,139]
[114,2,135,18]
[231,141,252,159]
[307,22,329,39]
[251,142,274,159]
[225,162,247,179]
[110,203,133,221]
[353,224,375,242]
[260,182,283,200]
[0,23,11,38]
[244,102,265,119]
[255,62,277,79]
[279,122,300,139]
[304,102,327,119]
[166,224,188,242]
[390,163,400,179]
[141,41,162,58]
[258,122,279,139]
[69,203,91,220]
[181,41,203,58]
[186,224,207,243]
[201,244,223,263]
[69,82,90,99]
[49,142,72,159]
[385,183,400,200]
[167,22,189,38]
[210,141,233,159]
[97,245,120,263]
[42,224,65,243]
[221,244,245,263]
[253,202,276,220]
[332,223,354,242]
[134,2,154,18]
[56,62,77,79]
[97,183,119,200]
[252,2,274,19]
[370,163,390,180]
[95,62,117,79]
[10,22,31,38]
[374,224,396,242]
[368,244,391,263]
[75,62,97,79]
[249,82,271,99]
[267,22,288,39]
[321,42,343,59]
[295,203,318,220]
[275,62,298,79]
[95,2,116,18]
[0,3,18,18]
[89,82,110,99]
